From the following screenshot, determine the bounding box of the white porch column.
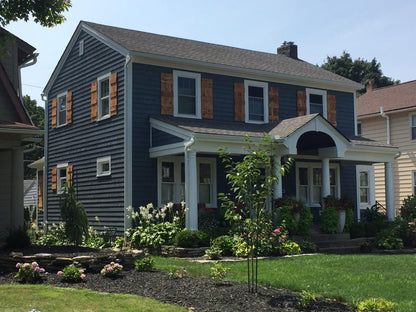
[273,156,282,200]
[185,150,198,230]
[321,158,330,199]
[385,161,395,220]
[11,147,24,228]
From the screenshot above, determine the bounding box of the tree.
[0,0,71,27]
[321,51,399,95]
[22,95,44,179]
[219,135,292,293]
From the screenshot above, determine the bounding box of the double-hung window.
[57,92,67,127]
[410,114,416,141]
[173,71,201,118]
[306,88,327,118]
[359,171,369,204]
[57,163,68,193]
[244,80,268,123]
[98,74,110,120]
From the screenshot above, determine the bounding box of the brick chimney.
[277,41,298,59]
[366,80,376,92]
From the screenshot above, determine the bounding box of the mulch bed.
[0,246,353,312]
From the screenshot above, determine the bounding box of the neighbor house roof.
[357,80,416,117]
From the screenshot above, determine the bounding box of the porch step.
[318,246,361,254]
[310,234,369,254]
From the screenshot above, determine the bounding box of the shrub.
[35,222,69,246]
[298,240,317,253]
[375,227,403,250]
[129,222,179,249]
[297,290,316,309]
[321,206,339,234]
[276,205,297,233]
[134,257,154,272]
[196,230,210,247]
[211,235,234,256]
[58,265,85,283]
[297,206,313,235]
[233,240,249,257]
[344,208,354,233]
[355,298,397,312]
[168,266,186,279]
[15,262,45,283]
[101,262,123,277]
[400,195,416,221]
[279,240,301,256]
[210,262,230,284]
[173,229,201,248]
[6,227,31,249]
[205,246,222,260]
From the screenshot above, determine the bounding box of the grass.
[0,284,186,312]
[154,254,416,312]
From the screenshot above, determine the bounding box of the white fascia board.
[149,118,193,140]
[43,22,129,95]
[358,106,416,120]
[130,54,361,93]
[149,142,186,158]
[343,145,398,162]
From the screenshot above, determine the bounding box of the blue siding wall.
[152,128,183,147]
[340,164,358,217]
[330,91,355,136]
[47,30,125,232]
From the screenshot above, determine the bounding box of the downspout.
[124,53,132,234]
[41,92,48,225]
[18,53,39,100]
[380,107,390,145]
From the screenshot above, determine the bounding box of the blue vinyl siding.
[46,30,125,232]
[340,164,358,218]
[330,91,355,136]
[152,128,183,147]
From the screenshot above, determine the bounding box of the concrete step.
[311,233,351,242]
[314,237,369,248]
[318,246,361,254]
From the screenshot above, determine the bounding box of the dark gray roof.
[83,21,362,90]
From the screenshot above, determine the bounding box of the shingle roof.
[83,21,362,90]
[357,80,416,116]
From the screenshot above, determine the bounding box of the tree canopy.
[321,51,399,95]
[0,0,71,27]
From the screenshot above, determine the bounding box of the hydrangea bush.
[101,262,123,277]
[57,265,86,283]
[15,262,45,283]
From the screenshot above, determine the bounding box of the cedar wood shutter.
[234,82,245,122]
[91,81,98,121]
[297,90,307,116]
[268,86,279,122]
[67,165,73,188]
[110,72,117,116]
[38,172,43,211]
[327,94,337,126]
[51,167,57,192]
[51,98,57,128]
[201,78,213,119]
[66,92,72,124]
[160,73,174,115]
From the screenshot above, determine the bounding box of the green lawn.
[155,254,416,312]
[0,284,186,312]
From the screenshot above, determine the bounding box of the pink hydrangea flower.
[23,263,30,269]
[408,222,415,226]
[40,268,45,273]
[274,229,281,234]
[81,274,86,280]
[57,271,63,276]
[107,266,114,272]
[101,269,106,275]
[34,266,40,272]
[16,263,21,269]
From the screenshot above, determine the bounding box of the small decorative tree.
[219,135,292,293]
[59,186,89,245]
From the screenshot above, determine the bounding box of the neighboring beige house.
[357,80,416,215]
[0,28,43,240]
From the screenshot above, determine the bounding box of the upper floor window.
[306,88,327,118]
[173,70,201,118]
[410,114,416,141]
[57,92,67,127]
[97,156,111,177]
[244,80,268,123]
[98,74,110,120]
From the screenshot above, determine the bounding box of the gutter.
[380,107,390,145]
[18,53,39,100]
[41,92,48,224]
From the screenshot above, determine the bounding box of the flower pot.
[338,210,346,233]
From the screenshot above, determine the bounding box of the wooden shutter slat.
[201,78,213,119]
[110,72,117,116]
[67,165,73,188]
[66,92,72,124]
[51,98,57,128]
[327,94,337,126]
[297,90,306,116]
[38,173,43,211]
[268,86,279,122]
[234,82,245,122]
[161,73,173,115]
[51,167,57,192]
[91,81,98,122]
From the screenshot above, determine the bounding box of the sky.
[5,0,416,107]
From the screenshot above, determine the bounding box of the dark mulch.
[0,246,353,312]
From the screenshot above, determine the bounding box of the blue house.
[43,21,398,233]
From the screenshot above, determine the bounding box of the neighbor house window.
[96,156,111,177]
[410,114,416,141]
[57,163,68,193]
[359,171,369,204]
[244,80,268,123]
[98,74,110,120]
[173,70,201,118]
[57,92,67,127]
[306,88,327,118]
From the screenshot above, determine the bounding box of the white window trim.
[356,165,375,210]
[409,113,416,142]
[79,40,84,56]
[173,70,201,119]
[57,162,68,194]
[296,162,340,207]
[306,88,327,118]
[96,156,111,177]
[97,73,111,121]
[57,91,68,127]
[157,156,217,208]
[244,80,268,124]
